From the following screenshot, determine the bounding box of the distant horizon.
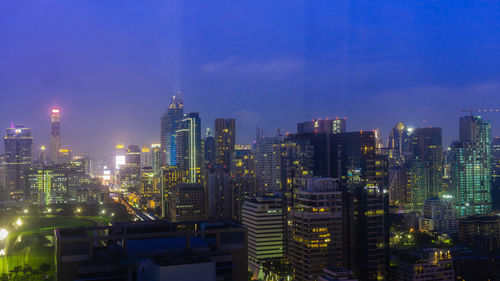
[1,1,499,158]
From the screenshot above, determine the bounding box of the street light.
[0,229,8,240]
[16,218,22,226]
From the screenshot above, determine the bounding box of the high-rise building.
[207,165,231,218]
[3,125,33,198]
[140,147,152,168]
[492,137,500,210]
[411,127,443,198]
[161,167,188,218]
[151,144,162,175]
[254,132,282,195]
[214,118,235,170]
[451,115,492,217]
[389,159,427,214]
[386,122,412,167]
[168,183,205,222]
[232,145,256,221]
[119,145,142,191]
[160,92,184,166]
[38,145,48,164]
[204,128,216,165]
[176,112,202,183]
[331,131,388,192]
[419,197,457,234]
[289,178,344,281]
[347,186,388,281]
[242,196,284,279]
[50,108,61,164]
[297,118,346,135]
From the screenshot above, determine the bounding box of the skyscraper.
[176,112,202,183]
[160,92,184,166]
[411,127,443,198]
[3,125,33,199]
[151,143,162,175]
[492,137,500,210]
[214,118,235,170]
[386,122,412,166]
[168,183,205,222]
[289,178,344,281]
[297,118,346,134]
[204,128,215,165]
[451,115,492,217]
[254,131,282,195]
[207,165,231,218]
[50,108,61,164]
[242,196,284,279]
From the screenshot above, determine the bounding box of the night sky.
[1,1,499,158]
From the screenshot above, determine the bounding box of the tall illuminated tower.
[214,118,235,170]
[3,125,33,198]
[176,112,201,183]
[50,108,61,164]
[160,92,184,167]
[451,115,492,217]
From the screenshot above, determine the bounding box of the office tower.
[242,196,284,279]
[3,125,33,198]
[126,145,141,166]
[176,112,202,183]
[27,163,93,205]
[151,144,162,175]
[419,197,457,234]
[168,183,205,222]
[254,131,282,195]
[331,131,388,191]
[49,108,61,163]
[458,215,500,251]
[231,145,256,221]
[119,145,142,191]
[160,92,184,166]
[214,118,235,170]
[411,127,443,198]
[451,115,492,217]
[389,159,427,214]
[204,128,215,164]
[297,118,346,134]
[161,167,188,218]
[207,165,231,218]
[492,137,500,210]
[58,148,72,163]
[347,186,388,281]
[397,248,454,281]
[140,147,152,168]
[140,167,161,200]
[386,122,412,167]
[289,178,344,281]
[38,145,48,164]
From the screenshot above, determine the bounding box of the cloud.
[232,109,262,125]
[202,57,303,76]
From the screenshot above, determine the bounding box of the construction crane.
[461,108,500,115]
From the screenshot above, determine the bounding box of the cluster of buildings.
[0,108,105,206]
[2,94,500,281]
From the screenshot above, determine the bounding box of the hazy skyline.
[1,1,499,157]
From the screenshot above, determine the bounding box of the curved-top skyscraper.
[50,108,61,164]
[160,92,184,166]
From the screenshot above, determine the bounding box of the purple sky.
[1,1,499,158]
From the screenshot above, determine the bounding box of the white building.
[242,196,284,279]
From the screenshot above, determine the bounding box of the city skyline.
[1,1,500,157]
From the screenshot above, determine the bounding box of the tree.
[9,265,22,281]
[38,263,51,279]
[22,265,33,280]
